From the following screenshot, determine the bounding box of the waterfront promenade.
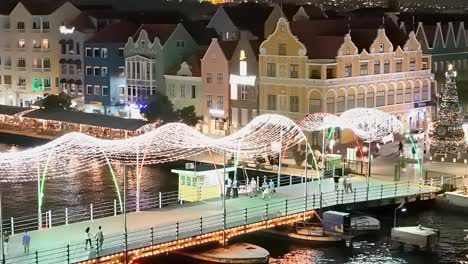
[3,175,439,264]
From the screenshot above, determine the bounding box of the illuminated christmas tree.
[433,64,465,152]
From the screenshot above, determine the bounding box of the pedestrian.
[346,176,353,193]
[262,185,271,200]
[225,177,232,198]
[232,178,238,198]
[261,179,268,192]
[249,177,257,198]
[95,226,104,251]
[342,175,348,192]
[333,174,340,191]
[398,141,403,156]
[3,230,9,256]
[22,231,30,254]
[268,179,275,195]
[85,227,93,250]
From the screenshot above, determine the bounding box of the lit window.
[41,39,49,49]
[18,39,25,48]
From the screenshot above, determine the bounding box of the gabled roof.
[183,20,218,46]
[219,40,239,61]
[68,12,96,32]
[87,21,138,43]
[224,3,274,39]
[281,4,327,20]
[166,48,206,77]
[133,24,177,45]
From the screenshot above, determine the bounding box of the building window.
[240,85,247,100]
[180,84,186,98]
[373,61,380,74]
[290,64,299,78]
[102,86,109,96]
[326,96,335,113]
[396,89,403,104]
[94,67,101,76]
[176,40,185,48]
[266,63,276,77]
[345,64,352,77]
[61,43,66,54]
[267,94,277,110]
[76,42,80,55]
[207,95,212,108]
[216,73,223,84]
[396,59,403,72]
[357,93,364,107]
[86,66,92,76]
[119,85,125,96]
[18,76,26,86]
[17,22,25,30]
[337,96,345,112]
[43,58,50,69]
[366,92,374,107]
[61,64,67,74]
[384,60,390,73]
[310,69,320,79]
[422,86,429,100]
[360,62,368,75]
[17,58,26,68]
[414,86,421,101]
[347,95,355,110]
[41,39,49,49]
[379,43,384,53]
[86,48,92,57]
[94,85,101,95]
[376,91,385,106]
[18,39,25,48]
[206,73,212,84]
[93,48,100,58]
[290,96,299,112]
[409,58,416,71]
[119,66,125,77]
[86,85,93,95]
[387,90,394,105]
[211,53,216,60]
[217,96,223,109]
[308,98,321,113]
[118,48,124,57]
[101,48,108,58]
[191,85,196,99]
[146,62,150,79]
[278,43,287,55]
[101,67,108,77]
[405,88,412,103]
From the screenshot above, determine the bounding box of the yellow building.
[259,17,433,145]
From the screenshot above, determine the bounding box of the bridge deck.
[4,176,437,264]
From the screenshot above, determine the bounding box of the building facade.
[84,21,137,116]
[0,2,81,106]
[259,18,433,144]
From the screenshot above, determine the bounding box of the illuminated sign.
[209,109,225,117]
[90,101,102,106]
[240,50,246,61]
[229,74,256,86]
[59,26,75,34]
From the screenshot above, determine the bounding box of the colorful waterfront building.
[258,17,433,144]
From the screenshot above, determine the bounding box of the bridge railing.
[2,180,440,264]
[1,174,307,235]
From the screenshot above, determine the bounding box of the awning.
[59,59,66,64]
[60,78,67,84]
[75,80,82,85]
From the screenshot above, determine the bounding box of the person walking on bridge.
[95,226,104,251]
[22,231,30,254]
[85,227,94,250]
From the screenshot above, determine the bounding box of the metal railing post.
[67,244,70,264]
[366,186,369,201]
[430,178,434,188]
[244,208,248,225]
[353,189,356,203]
[10,217,14,235]
[35,251,38,264]
[407,182,410,194]
[336,191,339,204]
[159,192,162,208]
[48,210,52,228]
[380,184,383,199]
[113,199,117,216]
[289,175,292,186]
[285,199,288,215]
[65,208,68,225]
[90,204,93,221]
[441,176,444,188]
[394,183,397,197]
[151,227,154,245]
[265,203,269,220]
[313,194,315,208]
[200,217,203,235]
[176,222,179,240]
[341,190,344,204]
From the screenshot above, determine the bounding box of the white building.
[0,2,81,106]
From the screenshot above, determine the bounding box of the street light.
[394,202,406,227]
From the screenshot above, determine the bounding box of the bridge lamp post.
[393,202,406,227]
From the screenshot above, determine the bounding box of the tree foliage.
[141,92,203,126]
[42,92,72,110]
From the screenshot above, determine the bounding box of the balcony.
[16,67,26,71]
[16,85,26,90]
